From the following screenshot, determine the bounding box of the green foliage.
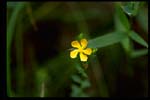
[115,3,133,55]
[88,32,127,48]
[131,49,148,58]
[77,32,87,40]
[70,62,91,97]
[81,79,91,89]
[74,63,88,78]
[7,2,148,97]
[129,31,148,48]
[7,2,26,96]
[115,3,130,31]
[121,37,132,54]
[115,2,148,57]
[121,2,141,16]
[71,84,89,97]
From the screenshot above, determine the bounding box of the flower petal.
[79,52,88,62]
[83,48,92,55]
[71,40,81,48]
[80,39,88,49]
[70,49,79,58]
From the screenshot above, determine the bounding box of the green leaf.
[131,49,148,58]
[81,79,91,89]
[129,31,148,48]
[75,63,88,78]
[88,32,127,48]
[116,4,130,30]
[71,75,82,84]
[71,85,82,97]
[121,2,141,16]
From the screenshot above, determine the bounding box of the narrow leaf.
[116,4,130,30]
[7,2,25,96]
[88,32,127,48]
[131,49,148,58]
[129,31,148,48]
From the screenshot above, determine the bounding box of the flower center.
[78,47,83,53]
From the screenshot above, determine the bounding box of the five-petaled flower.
[70,39,92,62]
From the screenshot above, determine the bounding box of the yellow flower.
[70,39,92,62]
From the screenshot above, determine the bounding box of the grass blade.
[7,2,25,96]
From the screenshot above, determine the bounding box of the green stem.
[90,55,109,97]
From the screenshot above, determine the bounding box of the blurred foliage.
[7,2,148,97]
[120,2,140,16]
